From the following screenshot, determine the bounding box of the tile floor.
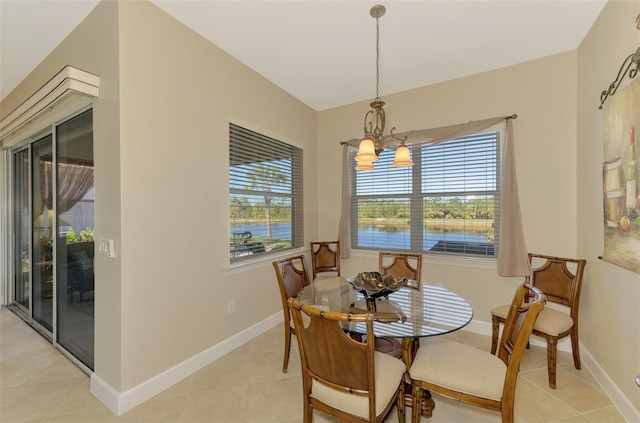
[0,307,626,423]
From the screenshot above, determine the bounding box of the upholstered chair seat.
[410,338,506,401]
[491,305,574,337]
[410,282,546,423]
[312,351,406,419]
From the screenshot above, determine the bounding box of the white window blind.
[229,124,303,262]
[350,131,500,257]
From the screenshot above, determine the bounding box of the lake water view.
[230,222,489,250]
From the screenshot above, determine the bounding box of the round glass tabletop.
[297,276,473,339]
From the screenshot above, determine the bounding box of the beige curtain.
[338,145,352,259]
[41,161,94,214]
[338,115,530,276]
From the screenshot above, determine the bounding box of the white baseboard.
[90,311,282,416]
[580,347,640,422]
[90,315,638,421]
[466,319,639,421]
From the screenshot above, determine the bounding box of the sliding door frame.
[1,105,94,374]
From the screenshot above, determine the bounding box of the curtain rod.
[339,114,517,146]
[598,46,640,110]
[598,15,640,109]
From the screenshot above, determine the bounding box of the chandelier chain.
[354,5,412,170]
[375,15,380,101]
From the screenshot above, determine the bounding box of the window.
[229,123,303,262]
[350,131,500,257]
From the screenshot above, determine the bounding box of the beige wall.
[318,51,580,325]
[1,0,317,394]
[116,1,317,390]
[2,0,639,414]
[317,1,640,413]
[577,0,640,411]
[0,0,124,390]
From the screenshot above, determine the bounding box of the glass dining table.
[296,275,473,417]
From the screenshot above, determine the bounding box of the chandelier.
[354,5,412,171]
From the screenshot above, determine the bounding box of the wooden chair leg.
[396,380,405,422]
[570,330,581,370]
[303,399,313,423]
[490,316,500,355]
[501,403,515,423]
[411,385,423,423]
[501,384,516,423]
[283,325,292,373]
[547,337,558,389]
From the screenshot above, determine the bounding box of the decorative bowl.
[347,271,406,299]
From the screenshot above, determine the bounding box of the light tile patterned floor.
[0,308,626,422]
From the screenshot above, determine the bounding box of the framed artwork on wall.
[602,77,640,274]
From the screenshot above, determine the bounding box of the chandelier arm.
[363,109,375,136]
[388,127,408,143]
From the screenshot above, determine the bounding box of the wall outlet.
[228,300,235,314]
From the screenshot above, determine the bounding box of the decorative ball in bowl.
[347,272,406,299]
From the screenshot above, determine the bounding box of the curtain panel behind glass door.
[31,135,54,331]
[13,148,30,310]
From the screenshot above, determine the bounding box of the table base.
[403,382,435,418]
[374,336,403,358]
[401,338,435,418]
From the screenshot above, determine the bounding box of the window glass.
[229,124,303,262]
[350,131,500,257]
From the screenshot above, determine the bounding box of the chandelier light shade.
[392,144,412,167]
[354,4,412,171]
[355,160,375,171]
[354,138,378,162]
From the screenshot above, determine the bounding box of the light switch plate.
[107,239,115,258]
[98,239,116,258]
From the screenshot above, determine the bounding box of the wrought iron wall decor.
[598,13,640,110]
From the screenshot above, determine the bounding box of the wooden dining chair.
[379,252,422,289]
[490,253,586,388]
[310,241,340,280]
[272,255,312,373]
[377,251,423,355]
[287,298,406,423]
[409,283,546,423]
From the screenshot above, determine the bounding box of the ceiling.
[0,0,607,112]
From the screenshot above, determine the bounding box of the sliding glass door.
[8,108,94,370]
[56,109,95,369]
